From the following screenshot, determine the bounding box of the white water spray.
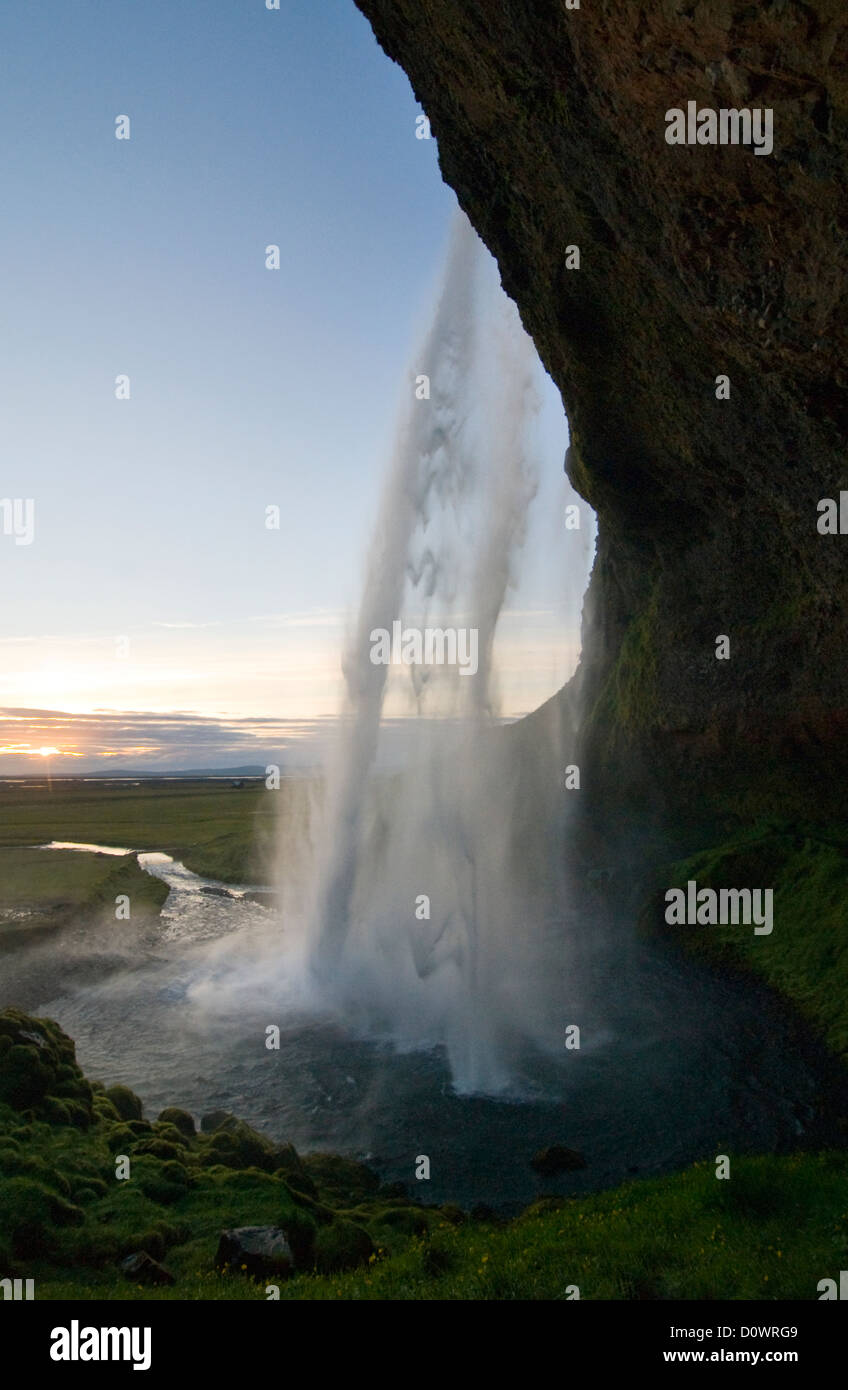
[283,211,585,1093]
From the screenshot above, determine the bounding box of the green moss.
[157,1108,196,1139]
[92,1095,122,1123]
[0,1010,93,1126]
[654,823,848,1061]
[3,1008,845,1301]
[583,584,661,781]
[133,1138,187,1164]
[313,1219,373,1274]
[105,1085,143,1122]
[300,1153,381,1203]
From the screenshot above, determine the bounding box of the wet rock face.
[355,0,848,825]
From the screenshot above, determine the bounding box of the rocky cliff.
[355,0,848,833]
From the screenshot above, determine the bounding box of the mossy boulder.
[0,1149,71,1197]
[67,1175,108,1202]
[151,1122,190,1149]
[0,1044,54,1109]
[103,1123,136,1155]
[41,1097,71,1126]
[0,1010,93,1126]
[132,1138,186,1164]
[200,1109,233,1133]
[157,1107,196,1139]
[0,1177,84,1256]
[197,1119,278,1172]
[92,1094,122,1123]
[301,1152,381,1203]
[105,1085,143,1122]
[132,1157,187,1206]
[313,1218,373,1273]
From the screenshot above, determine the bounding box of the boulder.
[200,1109,233,1133]
[157,1106,196,1139]
[105,1084,143,1122]
[313,1219,373,1274]
[120,1251,175,1287]
[242,890,278,908]
[216,1226,294,1279]
[0,1010,93,1124]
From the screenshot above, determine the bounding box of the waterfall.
[289,210,584,1094]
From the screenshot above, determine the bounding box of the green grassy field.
[0,848,169,949]
[32,1154,848,1302]
[0,778,315,884]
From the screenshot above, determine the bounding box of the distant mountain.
[73,765,269,779]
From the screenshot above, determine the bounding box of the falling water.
[295,211,581,1093]
[28,217,842,1189]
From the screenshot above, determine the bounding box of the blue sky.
[0,0,592,771]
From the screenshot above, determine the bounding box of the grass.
[0,848,143,907]
[2,787,847,1300]
[1,1008,846,1302]
[653,823,848,1063]
[25,1149,848,1302]
[0,778,317,884]
[0,849,169,947]
[266,1155,848,1302]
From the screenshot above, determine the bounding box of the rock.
[313,1219,373,1273]
[242,890,279,908]
[92,1094,122,1122]
[120,1252,175,1286]
[216,1226,294,1279]
[301,1152,381,1201]
[531,1145,588,1176]
[0,1009,93,1124]
[200,886,234,899]
[200,1109,233,1133]
[105,1084,143,1122]
[157,1106,196,1139]
[352,0,848,827]
[198,1118,278,1171]
[124,1119,153,1136]
[132,1138,186,1163]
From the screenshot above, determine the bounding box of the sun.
[35,746,61,758]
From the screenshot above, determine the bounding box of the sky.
[0,0,593,773]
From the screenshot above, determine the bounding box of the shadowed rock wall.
[355,0,848,828]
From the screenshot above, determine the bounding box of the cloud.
[0,706,337,773]
[150,620,223,631]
